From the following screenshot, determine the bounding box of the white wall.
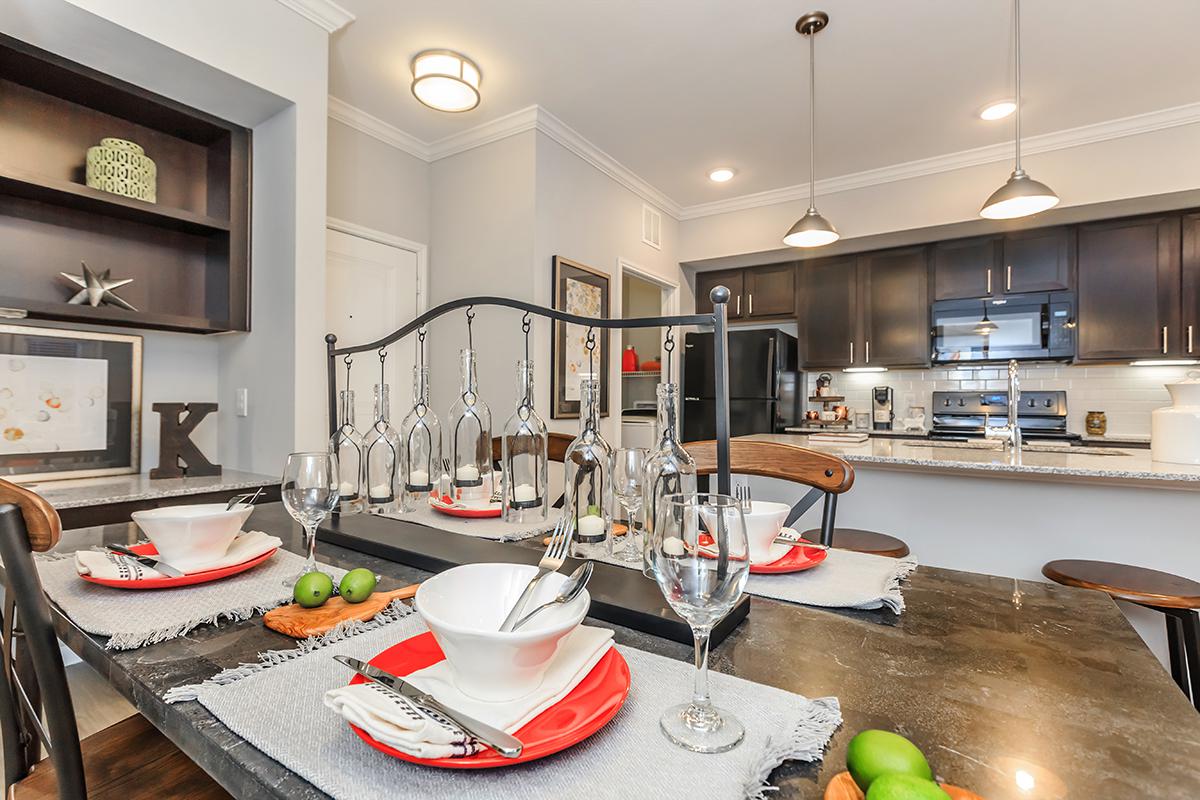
[328,118,431,246]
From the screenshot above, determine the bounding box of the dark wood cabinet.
[799,256,858,367]
[1183,212,1200,359]
[1002,226,1073,293]
[932,236,1001,300]
[859,246,930,367]
[744,263,795,318]
[694,269,744,319]
[1076,215,1181,361]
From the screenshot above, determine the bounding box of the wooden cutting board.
[264,585,419,638]
[824,771,985,800]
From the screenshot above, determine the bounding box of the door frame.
[617,259,681,444]
[326,217,429,315]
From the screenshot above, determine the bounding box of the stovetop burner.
[929,390,1078,441]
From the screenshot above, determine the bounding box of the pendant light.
[979,0,1059,219]
[974,306,999,336]
[783,11,839,248]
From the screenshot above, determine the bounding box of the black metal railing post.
[709,286,732,494]
[325,334,339,439]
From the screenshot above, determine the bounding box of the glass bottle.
[564,376,612,558]
[642,382,697,576]
[329,388,364,514]
[363,383,401,514]
[448,348,493,502]
[501,360,548,523]
[400,365,441,512]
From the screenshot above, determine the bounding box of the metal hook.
[466,306,475,350]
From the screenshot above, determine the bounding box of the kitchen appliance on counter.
[1151,371,1200,464]
[682,329,801,441]
[931,291,1075,364]
[872,386,894,431]
[930,390,1080,441]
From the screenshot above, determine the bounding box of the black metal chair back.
[0,478,87,799]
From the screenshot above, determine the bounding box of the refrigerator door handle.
[766,336,777,396]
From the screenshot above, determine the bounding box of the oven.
[931,291,1075,364]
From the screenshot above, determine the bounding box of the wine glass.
[611,447,647,562]
[649,493,750,753]
[280,452,339,585]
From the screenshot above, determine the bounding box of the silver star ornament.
[60,261,137,312]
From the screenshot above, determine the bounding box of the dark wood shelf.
[0,297,231,335]
[809,395,846,402]
[0,166,230,235]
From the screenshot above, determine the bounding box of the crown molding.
[425,105,541,160]
[328,96,429,160]
[274,0,354,33]
[678,101,1200,220]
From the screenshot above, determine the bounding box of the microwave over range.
[931,291,1075,364]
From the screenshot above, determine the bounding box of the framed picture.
[551,256,610,419]
[0,324,142,482]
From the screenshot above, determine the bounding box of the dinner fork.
[498,516,574,632]
[735,483,752,513]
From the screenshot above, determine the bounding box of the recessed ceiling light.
[708,168,736,183]
[979,100,1016,121]
[411,49,481,112]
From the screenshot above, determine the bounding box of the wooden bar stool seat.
[1042,559,1200,710]
[799,527,910,558]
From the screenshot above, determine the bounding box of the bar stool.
[1042,559,1200,710]
[799,527,910,558]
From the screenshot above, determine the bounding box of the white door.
[326,229,422,429]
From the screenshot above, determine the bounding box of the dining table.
[28,501,1200,799]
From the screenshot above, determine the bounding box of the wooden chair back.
[683,439,855,546]
[0,480,86,797]
[490,432,574,464]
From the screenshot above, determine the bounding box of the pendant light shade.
[980,0,1058,220]
[974,306,999,336]
[784,11,839,248]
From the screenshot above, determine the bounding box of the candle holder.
[502,357,548,522]
[329,384,364,514]
[448,326,493,499]
[564,331,612,558]
[363,351,401,513]
[400,365,440,512]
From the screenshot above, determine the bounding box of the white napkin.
[74,530,283,580]
[323,625,614,759]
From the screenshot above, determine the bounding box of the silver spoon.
[509,561,594,632]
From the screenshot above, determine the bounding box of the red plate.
[698,530,827,574]
[79,543,278,590]
[429,496,502,518]
[347,631,630,768]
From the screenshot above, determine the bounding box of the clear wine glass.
[280,451,339,585]
[649,493,750,753]
[611,447,647,562]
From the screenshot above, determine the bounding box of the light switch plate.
[235,388,249,417]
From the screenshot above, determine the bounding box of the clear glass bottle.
[363,383,401,514]
[642,382,697,576]
[448,348,493,501]
[400,365,441,512]
[501,360,548,523]
[564,376,612,558]
[329,389,364,514]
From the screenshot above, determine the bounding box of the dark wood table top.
[44,503,1200,799]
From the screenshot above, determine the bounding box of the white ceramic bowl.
[702,499,789,565]
[130,503,253,570]
[415,562,590,702]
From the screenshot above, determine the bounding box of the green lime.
[865,773,950,800]
[293,571,334,608]
[846,730,933,791]
[339,568,378,604]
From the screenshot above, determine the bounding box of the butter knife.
[333,655,524,758]
[106,543,185,578]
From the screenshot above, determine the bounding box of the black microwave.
[931,291,1075,364]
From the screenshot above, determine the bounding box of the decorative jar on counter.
[1085,411,1107,437]
[1151,372,1200,465]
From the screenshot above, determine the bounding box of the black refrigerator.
[681,329,802,442]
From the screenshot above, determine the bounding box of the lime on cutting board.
[846,730,933,790]
[866,774,951,800]
[339,568,378,603]
[293,572,334,608]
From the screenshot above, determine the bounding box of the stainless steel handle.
[736,295,741,315]
[1006,265,1012,291]
[849,341,855,364]
[986,268,992,295]
[748,293,753,315]
[1163,326,1169,354]
[865,340,870,363]
[1190,325,1194,354]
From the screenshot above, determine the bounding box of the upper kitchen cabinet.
[1076,215,1181,361]
[1001,226,1073,293]
[932,236,1002,300]
[694,269,745,319]
[743,263,795,318]
[858,246,930,367]
[799,255,857,367]
[1182,212,1200,358]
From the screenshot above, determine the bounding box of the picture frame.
[0,324,142,482]
[551,256,610,419]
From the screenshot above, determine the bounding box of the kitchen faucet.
[985,359,1022,450]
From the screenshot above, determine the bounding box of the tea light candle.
[408,469,429,487]
[368,484,391,499]
[513,483,537,502]
[455,465,480,482]
[338,481,356,496]
[577,513,605,538]
[663,536,686,556]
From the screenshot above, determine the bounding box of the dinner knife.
[106,543,185,578]
[333,655,524,758]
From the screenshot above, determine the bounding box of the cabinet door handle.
[849,341,855,364]
[1163,326,1169,355]
[748,293,753,315]
[865,340,870,363]
[1190,325,1194,354]
[986,268,992,295]
[1006,265,1012,291]
[736,295,741,315]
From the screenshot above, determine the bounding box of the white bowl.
[415,562,589,702]
[702,500,789,565]
[130,503,253,570]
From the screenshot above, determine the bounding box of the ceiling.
[329,0,1200,209]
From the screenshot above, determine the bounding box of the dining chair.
[0,478,230,800]
[491,432,574,508]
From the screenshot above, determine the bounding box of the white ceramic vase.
[1151,371,1200,465]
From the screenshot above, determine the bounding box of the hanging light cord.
[1012,0,1022,172]
[808,21,817,211]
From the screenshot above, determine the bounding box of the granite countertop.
[751,433,1200,488]
[23,469,277,509]
[34,504,1200,799]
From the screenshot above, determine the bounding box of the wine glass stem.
[302,522,318,572]
[691,628,712,709]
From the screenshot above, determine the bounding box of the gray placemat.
[381,503,555,542]
[170,613,841,800]
[36,550,345,650]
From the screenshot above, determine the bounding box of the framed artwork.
[0,324,142,482]
[551,256,610,419]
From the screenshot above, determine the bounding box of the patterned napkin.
[73,531,282,580]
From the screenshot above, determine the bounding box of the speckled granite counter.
[749,433,1200,489]
[24,469,277,509]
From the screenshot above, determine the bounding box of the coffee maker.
[872,386,894,431]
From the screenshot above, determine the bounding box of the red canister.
[622,345,639,372]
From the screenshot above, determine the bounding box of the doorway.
[618,260,678,449]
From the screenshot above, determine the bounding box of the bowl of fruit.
[824,730,984,800]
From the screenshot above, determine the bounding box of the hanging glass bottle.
[448,309,493,501]
[400,345,441,512]
[564,330,612,558]
[329,375,364,514]
[642,329,696,576]
[502,358,548,523]
[363,351,401,514]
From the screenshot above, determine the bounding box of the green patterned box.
[85,137,157,203]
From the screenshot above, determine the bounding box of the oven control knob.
[957,398,965,407]
[1044,398,1053,408]
[1028,399,1036,407]
[943,398,951,407]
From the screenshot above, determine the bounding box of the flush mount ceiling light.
[708,167,736,183]
[783,11,839,248]
[979,100,1016,121]
[410,49,481,112]
[980,0,1059,219]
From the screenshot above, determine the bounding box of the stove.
[929,390,1080,441]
